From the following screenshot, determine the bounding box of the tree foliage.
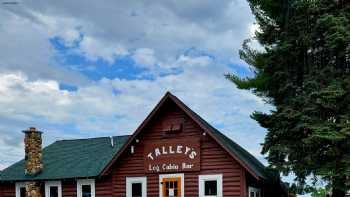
[227,0,350,195]
[312,188,328,197]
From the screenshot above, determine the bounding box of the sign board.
[144,139,200,173]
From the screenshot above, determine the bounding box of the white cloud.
[0,54,271,169]
[29,11,82,46]
[132,48,157,67]
[0,72,71,122]
[1,0,255,68]
[0,0,269,175]
[0,127,24,169]
[79,36,128,64]
[0,8,88,85]
[175,55,213,67]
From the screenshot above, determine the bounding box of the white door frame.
[159,173,184,197]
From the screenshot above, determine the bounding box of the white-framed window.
[126,177,147,197]
[198,174,223,197]
[15,182,26,197]
[45,181,62,197]
[77,179,95,197]
[248,187,261,197]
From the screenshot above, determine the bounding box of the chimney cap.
[22,127,43,133]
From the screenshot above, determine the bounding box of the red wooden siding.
[96,176,113,197]
[0,99,272,197]
[111,101,244,197]
[62,180,77,197]
[0,182,46,197]
[0,183,14,197]
[0,178,115,197]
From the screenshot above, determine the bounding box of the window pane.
[50,186,59,197]
[20,187,26,197]
[204,180,217,195]
[131,183,142,197]
[166,189,169,196]
[82,185,91,197]
[166,182,169,188]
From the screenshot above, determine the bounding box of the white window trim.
[15,182,25,197]
[45,181,62,197]
[248,187,261,197]
[159,173,184,197]
[126,177,147,197]
[198,174,223,197]
[77,179,95,197]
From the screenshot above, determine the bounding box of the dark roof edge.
[100,92,266,180]
[167,93,262,180]
[0,175,98,182]
[57,135,130,142]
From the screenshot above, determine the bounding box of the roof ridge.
[100,92,272,181]
[56,134,130,142]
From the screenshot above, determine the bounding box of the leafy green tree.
[226,0,350,196]
[312,188,328,197]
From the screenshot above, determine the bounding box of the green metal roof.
[1,92,279,185]
[0,135,129,181]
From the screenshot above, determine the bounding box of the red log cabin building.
[0,92,286,197]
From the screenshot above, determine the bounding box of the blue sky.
[0,1,309,195]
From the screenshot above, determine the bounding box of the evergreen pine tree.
[227,0,350,196]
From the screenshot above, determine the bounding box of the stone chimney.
[23,127,43,175]
[23,127,43,197]
[25,182,42,197]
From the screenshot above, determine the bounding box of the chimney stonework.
[23,127,43,197]
[25,182,41,197]
[23,127,43,175]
